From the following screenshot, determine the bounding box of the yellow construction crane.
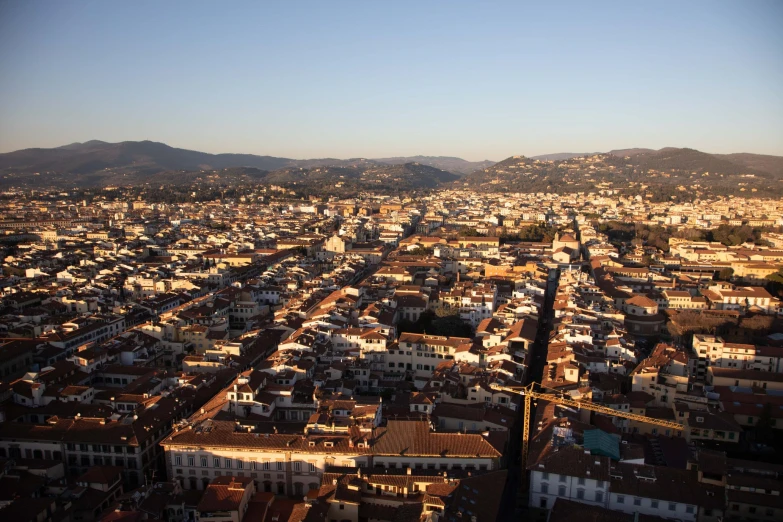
[490,382,684,471]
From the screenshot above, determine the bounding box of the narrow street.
[498,268,560,521]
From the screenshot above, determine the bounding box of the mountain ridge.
[0,141,465,190]
[2,141,782,193]
[0,141,492,177]
[459,147,783,199]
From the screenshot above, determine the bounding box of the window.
[559,475,566,483]
[634,498,641,506]
[668,502,676,511]
[237,460,244,470]
[542,472,549,480]
[686,506,694,514]
[577,477,585,486]
[294,462,301,472]
[558,486,566,496]
[309,463,316,472]
[651,500,659,509]
[225,459,232,469]
[277,462,283,471]
[214,458,220,468]
[617,495,624,504]
[201,458,207,467]
[541,483,548,494]
[576,489,584,500]
[595,491,603,503]
[188,456,195,467]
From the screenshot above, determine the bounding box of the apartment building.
[161,419,503,493]
[692,335,783,380]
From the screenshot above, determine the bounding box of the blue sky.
[1,1,781,161]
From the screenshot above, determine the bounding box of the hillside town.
[1,186,783,522]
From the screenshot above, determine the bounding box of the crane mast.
[490,382,684,472]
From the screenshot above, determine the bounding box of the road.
[497,268,560,521]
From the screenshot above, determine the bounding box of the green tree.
[407,245,430,256]
[766,269,783,297]
[429,314,474,337]
[717,267,734,281]
[458,226,482,237]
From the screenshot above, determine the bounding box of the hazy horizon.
[7,138,783,165]
[1,1,782,161]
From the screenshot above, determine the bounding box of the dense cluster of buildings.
[0,187,782,521]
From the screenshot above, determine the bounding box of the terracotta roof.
[626,295,657,308]
[371,420,501,458]
[197,476,253,512]
[77,465,123,485]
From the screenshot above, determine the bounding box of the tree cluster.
[397,307,474,338]
[502,223,560,244]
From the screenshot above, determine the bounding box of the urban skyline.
[2,2,783,522]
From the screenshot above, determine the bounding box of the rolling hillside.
[0,141,464,190]
[460,147,783,199]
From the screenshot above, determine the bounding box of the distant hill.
[360,162,461,188]
[607,148,656,157]
[2,141,781,194]
[262,165,363,184]
[606,148,783,177]
[460,147,783,199]
[0,141,465,189]
[530,152,596,161]
[616,147,758,176]
[287,158,381,169]
[372,156,494,175]
[715,152,783,178]
[0,140,294,175]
